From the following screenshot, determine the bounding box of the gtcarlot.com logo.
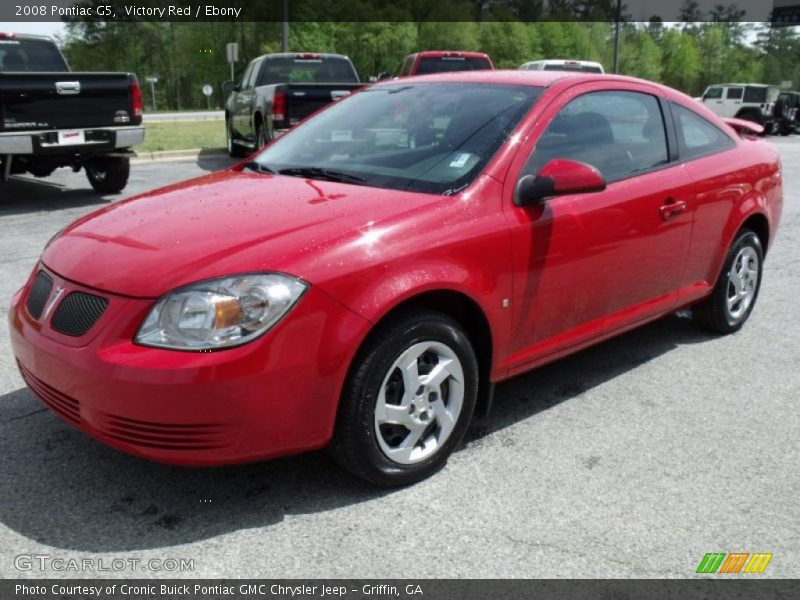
[696,552,773,574]
[15,554,195,573]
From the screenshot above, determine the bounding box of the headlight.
[135,273,307,350]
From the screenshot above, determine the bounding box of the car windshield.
[0,38,68,72]
[416,57,492,74]
[252,82,541,195]
[258,57,359,85]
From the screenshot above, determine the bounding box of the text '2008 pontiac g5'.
[10,71,782,486]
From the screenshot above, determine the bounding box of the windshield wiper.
[243,161,277,174]
[278,167,367,185]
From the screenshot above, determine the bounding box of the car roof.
[525,59,602,65]
[261,52,350,60]
[412,51,491,59]
[712,83,775,88]
[377,69,655,89]
[0,33,55,42]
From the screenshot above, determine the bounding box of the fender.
[708,189,770,286]
[330,260,512,381]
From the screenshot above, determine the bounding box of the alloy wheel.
[726,246,759,321]
[374,341,464,465]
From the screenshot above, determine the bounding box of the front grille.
[26,271,53,319]
[103,414,231,450]
[50,292,108,337]
[18,362,81,426]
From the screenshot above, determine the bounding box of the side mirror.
[222,80,239,94]
[515,159,606,207]
[377,72,392,81]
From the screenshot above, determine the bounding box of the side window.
[743,87,767,103]
[704,87,723,100]
[525,90,669,183]
[671,103,735,160]
[240,62,254,89]
[726,87,744,100]
[246,60,262,88]
[400,56,414,77]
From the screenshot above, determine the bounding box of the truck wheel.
[256,122,271,149]
[85,157,130,194]
[226,119,246,158]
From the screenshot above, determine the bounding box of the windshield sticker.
[449,153,472,168]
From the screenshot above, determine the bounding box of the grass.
[139,119,226,153]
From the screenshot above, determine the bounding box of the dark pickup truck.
[223,53,362,157]
[0,33,144,193]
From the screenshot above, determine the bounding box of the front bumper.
[9,265,371,466]
[0,126,145,155]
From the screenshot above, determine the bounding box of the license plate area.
[57,130,85,145]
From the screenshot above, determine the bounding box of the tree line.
[61,15,800,111]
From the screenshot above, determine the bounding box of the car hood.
[42,168,444,298]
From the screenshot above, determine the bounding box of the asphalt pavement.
[0,140,797,578]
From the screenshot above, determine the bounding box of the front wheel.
[330,310,479,486]
[85,157,130,194]
[692,229,763,333]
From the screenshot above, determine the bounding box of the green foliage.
[61,19,800,110]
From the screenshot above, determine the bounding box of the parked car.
[0,33,144,193]
[774,91,800,136]
[699,83,779,133]
[394,51,494,77]
[519,59,605,74]
[11,71,782,486]
[223,52,362,157]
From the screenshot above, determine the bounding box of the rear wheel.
[330,310,478,486]
[85,157,130,194]
[692,229,763,333]
[256,121,270,149]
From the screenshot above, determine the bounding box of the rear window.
[0,38,68,72]
[415,57,492,74]
[543,64,603,73]
[257,57,359,86]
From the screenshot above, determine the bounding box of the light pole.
[281,0,289,52]
[613,0,622,74]
[145,76,158,111]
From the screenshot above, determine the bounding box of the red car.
[395,50,494,76]
[9,71,782,486]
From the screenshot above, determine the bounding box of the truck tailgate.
[284,83,363,125]
[0,72,136,131]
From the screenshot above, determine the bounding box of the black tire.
[85,157,130,194]
[692,229,763,334]
[256,121,270,149]
[226,118,246,158]
[330,309,479,487]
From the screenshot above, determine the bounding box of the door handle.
[660,198,687,220]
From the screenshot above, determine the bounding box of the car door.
[232,59,258,139]
[702,86,725,117]
[502,84,696,371]
[725,86,744,117]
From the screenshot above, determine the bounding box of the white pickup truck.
[698,83,779,133]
